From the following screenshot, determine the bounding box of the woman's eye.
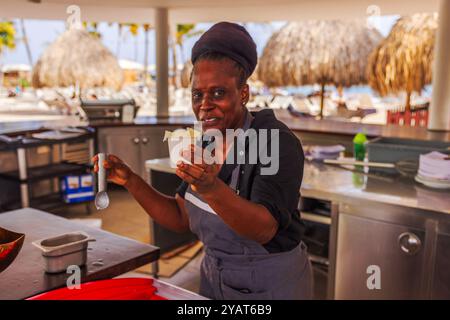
[212,89,225,98]
[192,92,202,101]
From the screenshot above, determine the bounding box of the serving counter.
[2,109,450,141]
[145,157,450,300]
[0,208,160,300]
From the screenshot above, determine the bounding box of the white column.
[17,148,29,208]
[155,7,169,117]
[429,0,450,131]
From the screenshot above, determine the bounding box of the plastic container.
[32,231,95,273]
[27,278,166,300]
[367,137,450,174]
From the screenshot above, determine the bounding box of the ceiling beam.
[0,1,154,23]
[170,0,440,23]
[1,0,439,23]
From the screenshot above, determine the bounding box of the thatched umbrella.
[180,60,193,89]
[258,20,383,117]
[32,28,124,90]
[367,13,438,111]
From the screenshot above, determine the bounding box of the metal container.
[80,99,137,123]
[32,231,95,273]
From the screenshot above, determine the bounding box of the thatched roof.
[32,28,124,90]
[258,20,383,88]
[367,13,438,97]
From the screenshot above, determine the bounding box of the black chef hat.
[191,22,257,78]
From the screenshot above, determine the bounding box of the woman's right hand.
[92,154,134,187]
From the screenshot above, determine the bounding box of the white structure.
[1,0,447,131]
[1,64,32,73]
[429,0,450,131]
[118,59,144,71]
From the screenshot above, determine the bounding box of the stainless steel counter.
[145,158,450,215]
[145,157,450,299]
[2,110,450,142]
[301,161,450,215]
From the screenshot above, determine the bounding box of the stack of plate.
[310,145,345,160]
[415,151,450,189]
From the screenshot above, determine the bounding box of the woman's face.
[191,59,249,133]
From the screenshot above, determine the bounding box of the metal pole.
[319,83,325,119]
[17,148,29,208]
[155,7,170,118]
[428,0,450,131]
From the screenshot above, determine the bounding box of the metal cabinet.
[139,128,171,176]
[97,126,181,178]
[334,212,426,299]
[321,199,450,300]
[431,222,450,299]
[333,201,437,299]
[100,128,142,175]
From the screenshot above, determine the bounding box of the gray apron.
[184,113,313,300]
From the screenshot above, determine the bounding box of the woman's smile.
[201,116,222,130]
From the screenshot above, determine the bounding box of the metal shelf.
[0,162,91,183]
[301,211,332,225]
[0,131,95,209]
[2,192,92,213]
[31,192,92,212]
[0,129,95,151]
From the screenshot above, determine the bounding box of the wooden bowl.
[0,227,25,274]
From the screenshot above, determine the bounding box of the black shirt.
[176,109,305,253]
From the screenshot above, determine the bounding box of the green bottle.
[353,132,367,161]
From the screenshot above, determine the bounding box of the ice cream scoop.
[95,153,109,210]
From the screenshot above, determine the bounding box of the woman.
[94,22,312,300]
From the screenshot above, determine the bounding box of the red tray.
[27,278,167,300]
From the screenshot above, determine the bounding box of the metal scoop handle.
[98,153,107,192]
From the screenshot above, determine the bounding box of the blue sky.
[1,17,399,67]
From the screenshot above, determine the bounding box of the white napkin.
[164,128,201,168]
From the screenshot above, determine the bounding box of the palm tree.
[0,21,16,86]
[170,29,178,88]
[171,24,202,88]
[19,19,33,66]
[0,21,16,55]
[82,22,101,39]
[116,23,124,56]
[142,23,151,85]
[126,23,139,62]
[175,24,202,64]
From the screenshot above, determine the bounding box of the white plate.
[416,173,450,183]
[415,175,450,189]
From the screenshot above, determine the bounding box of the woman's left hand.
[175,144,222,195]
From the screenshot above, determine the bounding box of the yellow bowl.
[0,227,25,274]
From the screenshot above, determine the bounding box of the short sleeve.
[175,181,189,198]
[250,131,304,231]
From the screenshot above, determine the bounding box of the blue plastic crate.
[61,174,95,204]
